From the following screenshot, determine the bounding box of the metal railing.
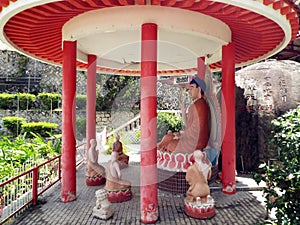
[106,114,141,138]
[0,141,86,225]
[0,156,61,225]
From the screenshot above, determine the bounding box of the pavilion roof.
[0,0,299,75]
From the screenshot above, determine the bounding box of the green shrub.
[76,118,86,141]
[37,92,61,110]
[253,106,300,225]
[22,122,58,137]
[16,93,36,110]
[76,94,86,110]
[0,93,15,110]
[2,116,26,136]
[157,111,183,141]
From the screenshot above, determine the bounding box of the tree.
[253,106,300,225]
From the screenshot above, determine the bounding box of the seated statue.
[86,138,106,186]
[157,77,209,153]
[186,150,212,203]
[104,151,132,202]
[93,189,113,220]
[112,134,129,168]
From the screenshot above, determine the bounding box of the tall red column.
[85,55,97,186]
[140,23,158,223]
[86,55,97,150]
[221,42,236,194]
[61,40,77,202]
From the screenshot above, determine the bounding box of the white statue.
[93,189,113,220]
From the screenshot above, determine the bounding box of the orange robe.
[158,98,209,153]
[112,140,129,165]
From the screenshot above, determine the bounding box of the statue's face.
[188,84,201,100]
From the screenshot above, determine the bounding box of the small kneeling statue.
[93,189,113,220]
[86,139,106,186]
[112,134,129,169]
[184,150,215,219]
[104,151,132,203]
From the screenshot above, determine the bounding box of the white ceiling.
[64,6,231,71]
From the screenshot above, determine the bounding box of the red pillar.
[61,40,77,202]
[85,55,97,186]
[86,55,97,149]
[197,57,206,79]
[221,42,236,194]
[140,23,158,223]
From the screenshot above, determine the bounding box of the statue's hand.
[173,132,180,140]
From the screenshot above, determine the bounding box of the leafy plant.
[0,93,15,109]
[37,92,61,110]
[96,75,137,111]
[157,111,183,141]
[253,106,300,225]
[22,122,58,137]
[76,94,86,110]
[16,92,36,110]
[2,116,26,136]
[0,133,61,180]
[76,118,86,141]
[17,54,29,76]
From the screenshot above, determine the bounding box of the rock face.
[235,60,300,171]
[0,50,86,94]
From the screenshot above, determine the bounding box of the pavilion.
[0,0,298,223]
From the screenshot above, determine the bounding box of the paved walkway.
[8,146,269,225]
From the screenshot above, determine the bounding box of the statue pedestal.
[86,175,106,186]
[184,197,215,219]
[105,189,132,203]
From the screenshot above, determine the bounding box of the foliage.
[17,54,29,76]
[76,118,86,141]
[37,92,61,110]
[104,135,115,155]
[253,106,300,225]
[76,94,86,110]
[2,116,26,136]
[157,111,183,141]
[0,133,61,180]
[21,122,58,137]
[96,75,138,111]
[0,93,15,109]
[16,92,36,110]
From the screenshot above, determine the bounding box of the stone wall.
[0,50,87,94]
[0,109,136,136]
